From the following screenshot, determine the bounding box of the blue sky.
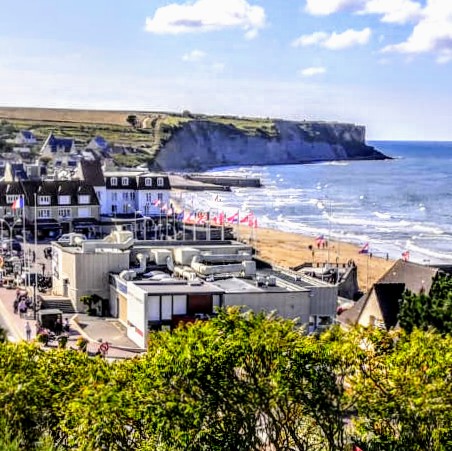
[0,0,451,140]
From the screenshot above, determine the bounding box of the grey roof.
[0,180,99,207]
[338,259,440,328]
[79,160,105,186]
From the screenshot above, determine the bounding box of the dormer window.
[59,195,70,205]
[157,177,164,187]
[111,177,118,186]
[38,195,51,206]
[122,177,129,186]
[78,195,90,205]
[145,178,152,187]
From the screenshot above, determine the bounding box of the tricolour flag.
[358,242,369,254]
[226,211,239,224]
[11,196,24,209]
[240,213,252,224]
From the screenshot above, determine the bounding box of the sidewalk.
[0,286,144,359]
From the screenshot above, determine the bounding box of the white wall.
[126,283,147,348]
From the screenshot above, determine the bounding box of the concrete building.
[51,231,132,311]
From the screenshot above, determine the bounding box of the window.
[130,192,135,200]
[110,177,118,186]
[122,204,130,214]
[112,192,118,202]
[78,195,90,204]
[157,177,164,187]
[122,192,129,201]
[112,205,117,214]
[157,193,163,202]
[59,195,70,205]
[6,195,19,204]
[78,207,90,218]
[38,195,51,205]
[38,209,51,219]
[58,208,71,219]
[145,178,152,187]
[122,177,129,186]
[145,193,152,203]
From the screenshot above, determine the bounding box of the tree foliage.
[399,273,452,333]
[0,310,451,450]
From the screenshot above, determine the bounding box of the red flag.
[352,445,364,451]
[402,250,410,261]
[358,243,369,254]
[227,211,239,224]
[240,213,252,224]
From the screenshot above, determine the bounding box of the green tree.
[399,273,452,333]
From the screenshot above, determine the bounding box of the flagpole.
[193,210,197,241]
[21,194,28,287]
[237,211,240,242]
[34,193,38,319]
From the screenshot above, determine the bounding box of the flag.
[11,196,24,209]
[352,445,364,451]
[227,211,239,224]
[240,213,252,224]
[315,235,325,246]
[152,199,161,207]
[250,217,258,228]
[358,242,369,254]
[176,212,184,222]
[402,250,410,261]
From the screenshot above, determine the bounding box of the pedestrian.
[54,318,63,336]
[18,299,27,318]
[13,298,19,314]
[25,322,31,341]
[63,318,70,333]
[32,250,36,263]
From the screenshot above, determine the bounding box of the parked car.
[57,233,87,244]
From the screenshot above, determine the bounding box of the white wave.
[407,241,452,261]
[373,211,392,220]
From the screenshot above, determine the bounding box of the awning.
[72,217,99,226]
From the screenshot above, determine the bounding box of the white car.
[57,233,87,243]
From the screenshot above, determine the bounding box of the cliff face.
[152,119,387,172]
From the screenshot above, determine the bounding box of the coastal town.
[0,122,444,352]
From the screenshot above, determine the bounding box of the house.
[86,136,110,152]
[40,132,77,167]
[14,130,37,145]
[0,180,100,238]
[338,259,439,329]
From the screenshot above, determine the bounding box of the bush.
[57,335,68,349]
[76,337,88,351]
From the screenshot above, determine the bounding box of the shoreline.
[236,225,394,291]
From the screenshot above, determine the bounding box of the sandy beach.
[236,225,394,291]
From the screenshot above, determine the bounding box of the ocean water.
[184,141,452,265]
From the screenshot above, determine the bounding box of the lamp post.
[0,217,22,254]
[134,210,142,240]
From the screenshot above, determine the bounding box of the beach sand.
[236,225,394,291]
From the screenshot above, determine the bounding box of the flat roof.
[211,276,309,293]
[134,280,225,295]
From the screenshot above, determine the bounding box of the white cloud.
[299,66,327,77]
[293,28,371,50]
[182,49,206,62]
[381,0,452,62]
[359,0,423,24]
[292,32,328,47]
[145,0,265,38]
[305,0,422,24]
[305,0,363,16]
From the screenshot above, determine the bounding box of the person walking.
[25,322,31,341]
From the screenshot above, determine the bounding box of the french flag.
[240,213,252,224]
[227,211,239,224]
[12,196,24,209]
[358,242,369,254]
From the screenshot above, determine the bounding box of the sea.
[184,141,452,265]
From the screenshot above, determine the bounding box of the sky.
[0,0,451,140]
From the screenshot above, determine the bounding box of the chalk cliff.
[151,119,387,171]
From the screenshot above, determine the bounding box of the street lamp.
[134,210,142,240]
[0,217,22,254]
